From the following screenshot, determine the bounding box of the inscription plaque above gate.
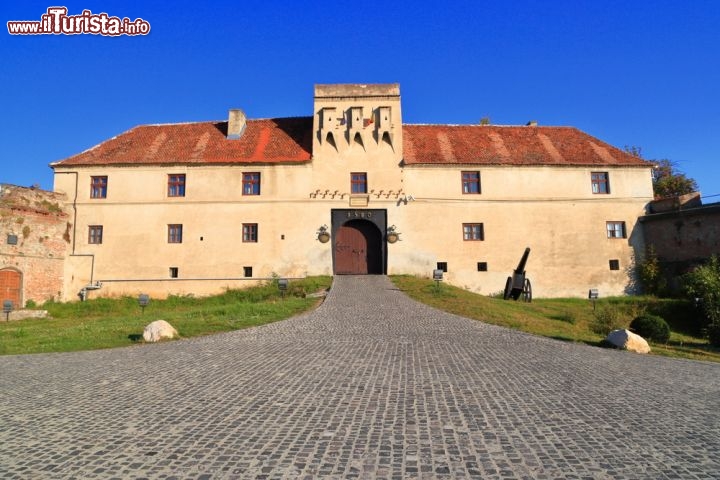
[346,210,374,219]
[349,195,369,207]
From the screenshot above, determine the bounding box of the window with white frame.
[606,221,626,238]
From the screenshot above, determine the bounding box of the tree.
[624,146,698,199]
[652,159,699,199]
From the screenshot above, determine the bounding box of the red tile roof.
[402,124,651,167]
[52,117,313,167]
[53,117,651,168]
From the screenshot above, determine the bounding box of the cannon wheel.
[522,278,532,303]
[503,276,513,300]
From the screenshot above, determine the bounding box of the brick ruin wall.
[0,185,70,306]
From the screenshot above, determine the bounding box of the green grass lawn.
[391,275,720,363]
[0,276,332,355]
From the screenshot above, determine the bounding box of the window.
[477,262,488,272]
[168,224,183,243]
[437,262,448,272]
[242,172,261,195]
[243,223,258,243]
[351,172,367,194]
[606,221,626,239]
[168,174,186,197]
[462,171,481,194]
[169,267,179,278]
[463,223,484,241]
[90,176,108,199]
[88,225,103,244]
[243,266,253,278]
[609,259,620,271]
[591,172,610,194]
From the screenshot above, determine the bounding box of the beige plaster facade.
[52,83,654,301]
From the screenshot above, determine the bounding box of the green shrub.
[682,256,720,346]
[637,245,667,296]
[590,304,624,336]
[646,299,704,336]
[707,324,720,348]
[629,314,670,343]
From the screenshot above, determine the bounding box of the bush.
[637,245,667,296]
[629,314,670,343]
[707,324,720,348]
[646,299,704,336]
[590,304,625,336]
[682,256,720,346]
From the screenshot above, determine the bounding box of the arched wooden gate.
[334,219,383,274]
[0,269,22,307]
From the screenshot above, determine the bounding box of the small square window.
[168,224,183,243]
[477,262,488,272]
[88,225,103,244]
[169,267,179,278]
[351,172,368,194]
[243,266,253,278]
[7,234,18,245]
[609,259,620,271]
[90,176,108,199]
[437,262,448,273]
[606,221,626,239]
[591,172,610,194]
[242,172,261,195]
[243,224,258,243]
[463,223,484,241]
[168,174,186,197]
[462,171,481,194]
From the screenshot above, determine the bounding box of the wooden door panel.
[335,224,368,274]
[0,270,21,307]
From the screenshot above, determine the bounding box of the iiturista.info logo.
[7,7,151,36]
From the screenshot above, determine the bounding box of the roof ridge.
[139,116,314,127]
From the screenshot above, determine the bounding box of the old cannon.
[503,247,532,302]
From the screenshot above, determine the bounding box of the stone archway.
[334,219,383,275]
[0,268,22,307]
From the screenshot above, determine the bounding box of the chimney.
[526,120,538,127]
[227,109,247,139]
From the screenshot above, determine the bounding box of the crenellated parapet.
[313,84,402,159]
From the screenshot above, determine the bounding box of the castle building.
[51,84,654,301]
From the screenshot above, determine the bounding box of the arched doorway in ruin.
[0,268,22,308]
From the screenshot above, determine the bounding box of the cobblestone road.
[1,276,719,479]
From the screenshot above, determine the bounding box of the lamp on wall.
[386,225,401,244]
[317,225,330,243]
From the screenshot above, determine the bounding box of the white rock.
[142,320,179,343]
[606,329,651,354]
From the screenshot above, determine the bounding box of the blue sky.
[2,1,719,199]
